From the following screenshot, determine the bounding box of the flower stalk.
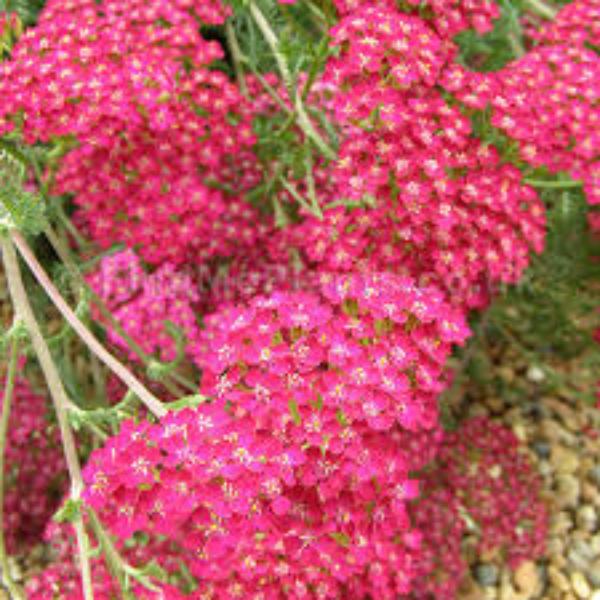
[0,333,25,600]
[1,233,94,600]
[10,230,167,419]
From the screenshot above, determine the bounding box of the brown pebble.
[548,565,570,592]
[550,445,580,474]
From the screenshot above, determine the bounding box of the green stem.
[55,204,90,249]
[239,56,292,115]
[524,178,582,189]
[248,2,336,160]
[304,149,323,219]
[44,226,198,397]
[11,230,167,418]
[43,227,107,406]
[169,370,200,395]
[524,0,557,19]
[0,334,25,600]
[225,20,248,97]
[87,508,160,594]
[279,176,319,217]
[507,31,525,58]
[248,2,293,90]
[1,234,94,600]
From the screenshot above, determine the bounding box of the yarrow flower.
[529,0,600,47]
[0,0,263,265]
[489,46,600,206]
[196,271,470,433]
[288,9,547,310]
[82,273,469,598]
[330,0,499,38]
[87,249,201,363]
[82,402,421,598]
[446,45,600,207]
[0,366,66,553]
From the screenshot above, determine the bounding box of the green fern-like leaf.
[0,0,46,25]
[0,139,46,234]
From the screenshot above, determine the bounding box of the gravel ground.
[455,356,600,600]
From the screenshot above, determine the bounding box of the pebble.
[459,575,487,600]
[551,445,580,474]
[547,536,566,557]
[532,440,551,459]
[498,366,515,384]
[486,397,506,414]
[513,422,527,442]
[542,397,583,432]
[540,418,578,446]
[475,564,500,587]
[589,465,600,488]
[539,460,553,477]
[527,365,546,383]
[548,565,570,592]
[567,539,595,571]
[551,511,575,536]
[570,571,591,599]
[555,475,581,510]
[576,505,598,532]
[587,557,600,587]
[513,560,542,597]
[582,482,600,506]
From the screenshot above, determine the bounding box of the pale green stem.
[1,234,94,600]
[0,334,25,600]
[507,31,525,58]
[226,20,248,97]
[87,508,159,594]
[279,177,319,217]
[239,56,292,115]
[44,225,198,397]
[248,2,336,160]
[43,227,107,406]
[10,231,167,418]
[56,204,89,249]
[524,178,582,189]
[525,0,557,19]
[304,150,323,219]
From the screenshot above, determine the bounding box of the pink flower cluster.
[87,249,201,363]
[487,46,600,206]
[330,0,499,37]
[282,7,546,310]
[531,0,600,47]
[83,404,423,598]
[1,368,66,553]
[82,272,469,598]
[426,417,547,578]
[196,271,470,431]
[445,44,600,207]
[0,0,263,265]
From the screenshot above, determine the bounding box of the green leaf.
[53,498,82,524]
[288,399,301,425]
[336,409,348,427]
[167,394,207,412]
[329,532,350,547]
[137,560,168,582]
